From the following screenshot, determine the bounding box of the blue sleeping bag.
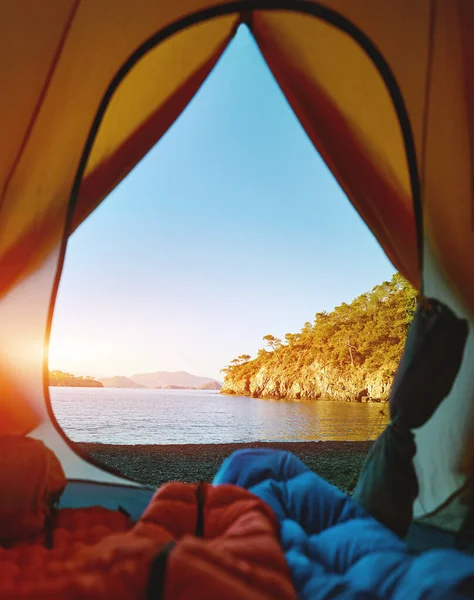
[214,449,474,599]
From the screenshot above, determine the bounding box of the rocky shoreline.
[78,440,373,493]
[221,365,390,403]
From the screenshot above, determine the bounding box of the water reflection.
[51,388,389,445]
[255,397,388,442]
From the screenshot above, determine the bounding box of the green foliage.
[262,334,282,351]
[262,334,283,363]
[220,353,252,375]
[49,370,103,387]
[222,273,417,395]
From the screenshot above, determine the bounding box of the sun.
[47,337,89,374]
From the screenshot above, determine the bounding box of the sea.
[50,387,389,445]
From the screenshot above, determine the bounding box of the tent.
[1,0,473,533]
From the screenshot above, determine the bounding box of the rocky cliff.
[222,360,389,403]
[221,273,416,403]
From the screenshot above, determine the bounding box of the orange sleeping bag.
[0,437,295,599]
[0,436,66,542]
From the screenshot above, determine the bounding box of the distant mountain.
[198,381,222,390]
[99,376,146,389]
[130,370,220,389]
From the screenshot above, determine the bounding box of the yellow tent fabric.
[0,0,473,523]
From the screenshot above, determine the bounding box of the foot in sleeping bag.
[214,448,474,600]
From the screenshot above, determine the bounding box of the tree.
[346,336,357,367]
[263,334,282,352]
[221,354,252,375]
[263,334,282,363]
[314,311,329,324]
[238,354,251,363]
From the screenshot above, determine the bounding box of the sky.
[48,26,395,381]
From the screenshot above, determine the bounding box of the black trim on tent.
[44,0,424,484]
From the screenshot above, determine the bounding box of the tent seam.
[0,0,81,217]
[419,0,437,295]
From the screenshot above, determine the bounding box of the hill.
[221,273,417,403]
[99,376,146,389]
[49,370,103,387]
[198,381,222,390]
[129,371,220,389]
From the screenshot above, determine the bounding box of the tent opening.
[48,25,413,490]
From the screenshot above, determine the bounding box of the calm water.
[50,387,389,445]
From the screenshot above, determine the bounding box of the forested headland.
[49,370,103,387]
[221,273,417,403]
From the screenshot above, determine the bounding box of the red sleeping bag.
[0,437,296,599]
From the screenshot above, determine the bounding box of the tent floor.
[59,481,154,522]
[60,481,474,556]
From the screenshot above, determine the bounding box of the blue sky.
[49,27,395,380]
